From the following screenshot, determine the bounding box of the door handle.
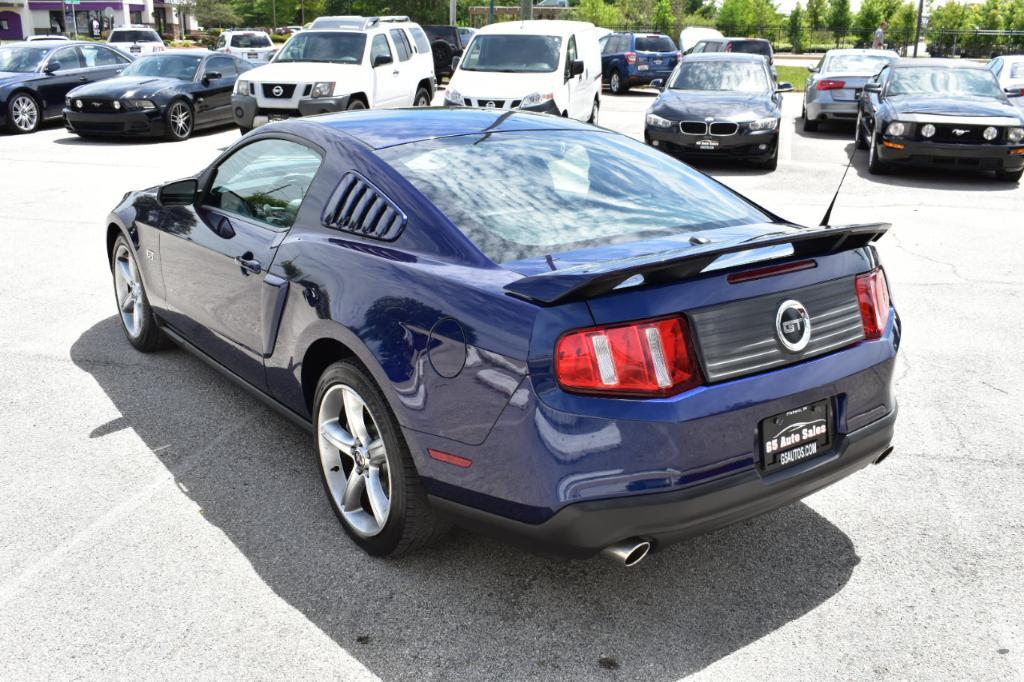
[392,70,400,76]
[78,76,88,82]
[236,253,262,275]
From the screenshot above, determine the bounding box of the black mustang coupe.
[64,50,251,141]
[644,53,792,170]
[856,58,1024,181]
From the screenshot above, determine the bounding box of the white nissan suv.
[231,17,436,132]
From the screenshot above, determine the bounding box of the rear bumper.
[877,138,1024,171]
[805,97,859,120]
[628,67,674,84]
[63,108,165,136]
[431,405,897,558]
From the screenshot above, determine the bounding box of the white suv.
[214,30,277,63]
[107,26,165,56]
[232,17,436,132]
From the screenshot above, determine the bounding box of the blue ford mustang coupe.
[105,109,900,565]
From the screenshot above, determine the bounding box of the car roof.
[306,108,603,150]
[683,52,767,63]
[721,37,770,43]
[894,57,986,69]
[824,48,898,56]
[147,49,213,57]
[476,20,595,36]
[7,40,94,48]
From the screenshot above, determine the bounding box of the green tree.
[888,1,918,45]
[789,2,806,52]
[827,0,852,39]
[805,0,826,27]
[716,0,750,31]
[571,0,625,25]
[196,0,240,28]
[652,0,677,32]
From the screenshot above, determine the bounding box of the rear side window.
[205,139,323,229]
[390,29,412,61]
[409,26,431,53]
[231,33,272,48]
[378,131,769,263]
[634,35,676,52]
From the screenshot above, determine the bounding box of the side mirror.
[570,59,585,77]
[451,55,460,71]
[807,65,818,72]
[650,78,665,91]
[373,53,393,67]
[864,82,882,94]
[44,60,61,74]
[776,82,794,93]
[158,178,198,206]
[202,71,222,83]
[1005,87,1023,97]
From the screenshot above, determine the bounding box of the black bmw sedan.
[856,58,1024,181]
[644,53,793,170]
[64,51,251,141]
[0,41,131,134]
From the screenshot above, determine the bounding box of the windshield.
[635,35,676,52]
[231,34,272,48]
[890,67,1003,98]
[0,45,51,72]
[122,54,202,80]
[110,30,161,42]
[377,131,769,263]
[727,40,770,57]
[460,35,562,73]
[669,60,769,92]
[824,53,894,73]
[275,32,366,64]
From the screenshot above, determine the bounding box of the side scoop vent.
[321,172,407,241]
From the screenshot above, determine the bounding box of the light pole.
[912,0,925,57]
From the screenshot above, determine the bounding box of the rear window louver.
[321,173,407,241]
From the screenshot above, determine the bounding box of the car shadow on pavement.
[71,316,861,680]
[847,146,1022,191]
[52,126,231,147]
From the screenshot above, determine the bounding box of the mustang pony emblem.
[951,128,969,136]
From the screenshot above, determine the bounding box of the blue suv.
[601,32,680,94]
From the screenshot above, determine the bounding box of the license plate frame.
[696,138,719,150]
[759,399,832,472]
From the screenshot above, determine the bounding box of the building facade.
[0,0,196,41]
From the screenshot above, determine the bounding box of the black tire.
[413,87,431,107]
[431,40,453,76]
[996,168,1023,182]
[855,110,869,150]
[758,137,779,170]
[110,235,167,352]
[346,98,367,111]
[6,92,41,134]
[609,69,628,95]
[238,125,252,135]
[802,105,818,132]
[587,97,599,124]
[867,130,890,175]
[164,99,193,141]
[313,359,450,557]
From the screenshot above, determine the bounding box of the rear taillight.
[855,268,891,339]
[725,42,733,52]
[555,316,702,397]
[625,51,637,64]
[675,51,682,59]
[816,79,846,91]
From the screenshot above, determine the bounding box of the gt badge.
[776,299,811,352]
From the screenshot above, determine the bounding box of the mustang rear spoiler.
[503,222,890,304]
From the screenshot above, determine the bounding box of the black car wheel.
[7,92,40,134]
[610,70,628,95]
[996,168,1023,182]
[346,99,367,111]
[855,110,869,150]
[111,236,166,352]
[164,100,193,141]
[314,359,450,557]
[588,97,599,125]
[414,88,431,107]
[758,136,779,170]
[802,104,818,132]
[867,129,890,175]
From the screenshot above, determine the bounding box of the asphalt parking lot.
[1,93,1022,680]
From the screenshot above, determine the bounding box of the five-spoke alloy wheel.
[8,93,40,134]
[110,236,165,351]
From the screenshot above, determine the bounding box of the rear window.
[231,33,272,48]
[424,26,458,45]
[110,30,160,43]
[824,53,894,74]
[378,131,769,263]
[634,35,677,52]
[727,40,770,57]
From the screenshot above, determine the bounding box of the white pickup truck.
[231,17,436,132]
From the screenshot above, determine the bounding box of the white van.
[444,20,601,123]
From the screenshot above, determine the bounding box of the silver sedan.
[802,48,898,131]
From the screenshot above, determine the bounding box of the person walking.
[872,21,888,49]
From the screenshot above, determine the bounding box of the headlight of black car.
[885,121,906,137]
[645,112,674,128]
[1009,127,1024,143]
[747,117,779,132]
[126,99,157,111]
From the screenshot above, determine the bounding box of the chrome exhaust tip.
[600,538,651,567]
[874,446,894,465]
